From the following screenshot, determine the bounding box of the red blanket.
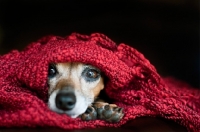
[0,33,199,131]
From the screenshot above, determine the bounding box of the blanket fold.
[0,33,199,131]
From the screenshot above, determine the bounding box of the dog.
[48,62,124,122]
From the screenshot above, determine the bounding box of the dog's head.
[48,62,104,118]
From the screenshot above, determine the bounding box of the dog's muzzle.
[55,88,76,111]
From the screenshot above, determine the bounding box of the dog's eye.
[82,67,101,82]
[86,69,99,79]
[48,64,57,78]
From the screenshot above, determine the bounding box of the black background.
[0,0,199,88]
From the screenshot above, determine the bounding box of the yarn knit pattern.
[0,33,199,131]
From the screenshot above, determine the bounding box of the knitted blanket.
[0,33,199,131]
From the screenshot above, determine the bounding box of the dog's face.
[48,62,104,118]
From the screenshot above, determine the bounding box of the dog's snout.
[56,90,76,111]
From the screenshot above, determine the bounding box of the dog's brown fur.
[48,62,124,122]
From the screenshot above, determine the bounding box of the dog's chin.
[48,89,90,118]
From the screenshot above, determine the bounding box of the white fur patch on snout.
[48,89,92,118]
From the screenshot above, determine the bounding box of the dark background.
[0,0,199,88]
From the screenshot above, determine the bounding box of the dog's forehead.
[57,62,70,69]
[56,62,84,74]
[56,62,101,78]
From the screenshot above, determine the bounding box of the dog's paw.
[81,106,97,121]
[94,103,124,122]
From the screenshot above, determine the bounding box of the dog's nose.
[56,90,76,111]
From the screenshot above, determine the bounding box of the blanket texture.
[0,33,199,131]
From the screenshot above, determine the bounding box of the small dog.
[48,62,124,122]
